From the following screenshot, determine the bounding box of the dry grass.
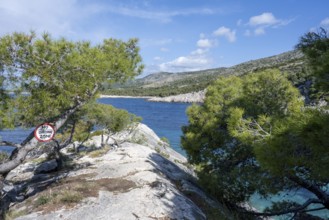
[5,209,29,220]
[88,146,110,158]
[8,172,137,216]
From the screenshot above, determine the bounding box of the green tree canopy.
[296,27,329,100]
[0,32,144,218]
[0,32,143,128]
[182,69,329,217]
[0,31,143,174]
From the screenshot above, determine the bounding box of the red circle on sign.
[34,123,56,142]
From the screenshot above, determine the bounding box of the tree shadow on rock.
[147,153,227,220]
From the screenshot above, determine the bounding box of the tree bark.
[288,175,329,209]
[0,85,98,217]
[0,85,98,175]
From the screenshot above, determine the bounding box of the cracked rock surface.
[9,124,222,220]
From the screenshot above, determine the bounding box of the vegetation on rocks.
[182,29,329,218]
[0,31,143,218]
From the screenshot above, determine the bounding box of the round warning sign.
[34,123,56,142]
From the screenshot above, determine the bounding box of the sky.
[0,0,328,78]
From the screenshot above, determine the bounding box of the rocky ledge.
[4,123,227,220]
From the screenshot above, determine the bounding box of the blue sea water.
[0,128,33,154]
[1,98,191,156]
[98,98,190,156]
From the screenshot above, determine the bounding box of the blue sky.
[0,0,328,77]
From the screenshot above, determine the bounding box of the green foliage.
[296,27,329,100]
[0,152,9,163]
[104,74,217,97]
[83,103,141,133]
[182,69,329,215]
[0,31,143,129]
[71,120,93,142]
[5,209,28,220]
[88,146,110,158]
[56,190,83,203]
[160,137,170,145]
[182,71,290,203]
[248,109,329,180]
[34,190,82,207]
[34,195,52,206]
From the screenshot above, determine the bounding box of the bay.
[1,98,191,156]
[98,98,190,156]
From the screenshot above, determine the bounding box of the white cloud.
[237,19,243,26]
[158,47,212,73]
[246,12,293,36]
[213,26,236,42]
[159,55,212,72]
[156,37,214,72]
[197,38,213,48]
[320,17,329,27]
[249,12,278,26]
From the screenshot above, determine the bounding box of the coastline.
[100,90,205,103]
[99,94,153,99]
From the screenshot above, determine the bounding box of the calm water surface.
[98,98,190,156]
[0,98,190,156]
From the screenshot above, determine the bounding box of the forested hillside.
[103,50,308,97]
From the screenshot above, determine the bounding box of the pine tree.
[182,69,329,217]
[0,31,143,217]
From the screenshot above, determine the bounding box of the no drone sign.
[34,123,56,142]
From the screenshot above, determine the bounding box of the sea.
[0,98,191,155]
[0,97,328,218]
[98,97,190,156]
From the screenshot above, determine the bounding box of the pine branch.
[0,84,99,175]
[241,198,323,217]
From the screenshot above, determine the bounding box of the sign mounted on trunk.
[34,123,56,142]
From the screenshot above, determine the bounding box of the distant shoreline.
[100,91,205,103]
[99,94,153,99]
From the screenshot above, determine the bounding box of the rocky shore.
[147,90,205,103]
[4,123,227,220]
[100,90,206,103]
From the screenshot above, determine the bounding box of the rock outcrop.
[5,124,226,220]
[147,90,206,103]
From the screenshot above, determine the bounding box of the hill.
[103,50,307,97]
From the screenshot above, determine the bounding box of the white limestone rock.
[9,123,223,220]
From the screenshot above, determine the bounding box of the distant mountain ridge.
[105,50,306,97]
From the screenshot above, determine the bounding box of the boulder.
[5,162,36,183]
[6,159,57,183]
